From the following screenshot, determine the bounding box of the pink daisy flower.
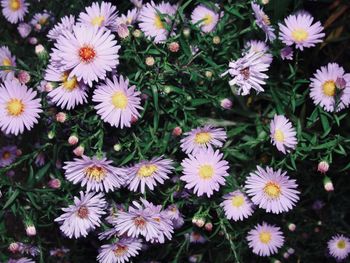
[244,40,273,65]
[221,51,270,95]
[251,3,276,42]
[55,191,106,239]
[191,4,219,33]
[278,12,325,50]
[0,145,17,167]
[180,125,227,155]
[78,1,118,30]
[97,237,143,263]
[328,234,350,261]
[138,1,177,43]
[220,190,254,221]
[92,75,143,129]
[1,0,29,24]
[125,156,174,193]
[0,46,16,81]
[245,166,300,214]
[247,222,285,256]
[47,15,75,40]
[55,24,120,87]
[45,65,88,110]
[0,80,42,136]
[180,148,229,198]
[310,63,350,112]
[63,155,125,193]
[270,115,297,154]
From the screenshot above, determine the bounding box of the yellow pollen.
[137,164,158,178]
[9,0,20,11]
[39,17,48,25]
[154,15,164,29]
[203,14,213,26]
[84,165,106,182]
[194,132,212,144]
[337,240,346,249]
[291,28,309,42]
[262,14,271,25]
[264,181,281,198]
[6,98,24,116]
[322,80,336,97]
[231,195,245,207]
[111,91,128,109]
[198,164,214,179]
[259,231,272,244]
[2,151,11,160]
[91,16,105,26]
[61,73,78,91]
[274,129,284,142]
[114,245,128,256]
[2,58,12,67]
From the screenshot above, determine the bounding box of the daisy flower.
[47,15,75,40]
[180,125,227,155]
[45,65,88,110]
[328,234,350,261]
[220,190,254,221]
[180,148,229,198]
[270,115,297,154]
[55,191,106,239]
[0,80,42,136]
[191,4,219,33]
[251,3,276,42]
[125,156,174,193]
[278,12,325,50]
[63,155,125,193]
[116,8,139,27]
[247,222,285,256]
[165,204,184,229]
[97,237,143,263]
[310,63,350,112]
[78,1,118,30]
[138,1,177,43]
[55,24,120,87]
[17,22,32,38]
[1,0,29,24]
[92,75,143,129]
[221,51,270,95]
[0,145,17,167]
[0,46,16,81]
[244,40,273,65]
[30,11,51,31]
[245,166,300,214]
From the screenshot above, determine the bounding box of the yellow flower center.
[291,28,309,42]
[61,73,78,91]
[231,195,245,207]
[274,129,284,142]
[39,17,48,25]
[9,0,20,11]
[2,58,12,67]
[337,240,346,249]
[6,98,24,116]
[84,165,107,182]
[111,91,128,109]
[262,14,271,25]
[2,151,11,160]
[91,16,105,26]
[137,164,158,178]
[194,132,212,144]
[264,181,281,198]
[198,164,214,179]
[203,14,213,26]
[154,15,164,29]
[114,245,128,256]
[322,80,336,97]
[259,231,272,244]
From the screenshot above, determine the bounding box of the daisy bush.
[1,0,350,262]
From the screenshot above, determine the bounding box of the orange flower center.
[114,245,128,256]
[134,216,146,229]
[84,165,106,182]
[9,0,21,11]
[79,46,96,63]
[77,206,89,218]
[2,151,11,160]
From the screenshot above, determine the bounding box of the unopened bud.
[55,112,67,123]
[323,177,334,192]
[168,42,180,53]
[73,145,84,157]
[288,223,296,232]
[317,161,329,174]
[204,222,213,232]
[220,98,232,109]
[183,28,191,38]
[132,29,142,38]
[213,36,220,45]
[145,56,155,67]
[68,135,79,145]
[172,127,182,137]
[17,70,31,84]
[48,178,61,189]
[8,242,20,253]
[117,23,129,38]
[113,144,122,152]
[25,224,36,236]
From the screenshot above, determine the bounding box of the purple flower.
[164,204,184,229]
[47,15,75,40]
[0,46,16,81]
[17,22,31,38]
[30,10,51,31]
[270,115,297,154]
[220,190,254,221]
[280,46,293,60]
[191,4,219,33]
[1,0,29,24]
[0,145,17,167]
[244,40,273,65]
[251,3,276,42]
[328,234,350,261]
[114,8,139,28]
[8,258,35,263]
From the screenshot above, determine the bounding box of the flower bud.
[45,82,54,92]
[204,222,213,232]
[29,37,38,45]
[117,23,129,38]
[68,135,79,145]
[261,0,269,4]
[145,56,155,67]
[192,216,205,228]
[220,98,232,109]
[287,248,295,254]
[48,131,55,139]
[336,77,346,90]
[183,28,191,38]
[283,252,289,259]
[205,71,213,79]
[113,144,122,152]
[213,36,220,45]
[288,223,296,232]
[280,46,293,60]
[48,178,61,189]
[25,224,37,236]
[132,29,142,38]
[317,161,329,174]
[17,70,31,84]
[17,23,32,38]
[323,177,334,192]
[168,42,180,53]
[55,112,67,123]
[8,242,20,253]
[131,115,138,124]
[73,145,84,157]
[172,127,182,137]
[35,44,45,55]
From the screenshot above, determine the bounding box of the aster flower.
[221,51,270,96]
[189,232,206,243]
[55,191,106,239]
[55,24,120,87]
[116,8,139,27]
[45,65,88,110]
[270,115,297,154]
[47,15,75,40]
[78,1,118,30]
[165,204,184,229]
[1,0,29,24]
[8,258,35,263]
[63,155,125,192]
[0,145,17,167]
[125,156,174,193]
[191,4,219,33]
[180,148,229,198]
[245,166,300,214]
[279,12,325,50]
[0,46,16,81]
[310,63,350,112]
[244,40,273,65]
[97,237,143,263]
[30,11,51,30]
[220,190,254,221]
[280,46,294,60]
[251,3,276,42]
[328,234,350,261]
[92,75,143,129]
[247,222,285,256]
[17,22,31,38]
[0,80,42,135]
[138,1,177,43]
[180,125,227,155]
